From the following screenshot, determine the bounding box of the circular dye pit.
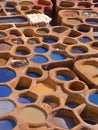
[30,55,48,64]
[0,43,11,51]
[50,53,67,60]
[0,119,16,130]
[64,19,82,26]
[56,74,72,81]
[0,68,16,82]
[88,93,98,105]
[0,100,15,114]
[79,37,91,43]
[34,46,48,53]
[18,95,36,104]
[33,82,56,94]
[19,106,46,123]
[0,85,11,97]
[69,81,85,91]
[43,37,57,44]
[71,47,87,54]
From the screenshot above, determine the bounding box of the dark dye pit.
[43,37,57,44]
[71,47,87,54]
[26,71,41,78]
[79,37,91,43]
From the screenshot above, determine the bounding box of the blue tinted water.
[79,37,91,43]
[56,74,72,81]
[52,116,75,129]
[30,55,48,64]
[43,37,57,44]
[0,85,11,97]
[0,68,16,82]
[88,93,98,105]
[0,100,15,114]
[15,50,29,55]
[26,71,41,78]
[34,47,48,53]
[18,96,35,104]
[0,17,27,23]
[71,48,86,54]
[87,21,98,24]
[0,119,16,130]
[66,102,78,108]
[50,53,67,60]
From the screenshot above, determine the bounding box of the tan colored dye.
[80,64,98,75]
[65,19,82,26]
[19,107,46,123]
[92,77,98,85]
[33,82,55,94]
[0,58,7,66]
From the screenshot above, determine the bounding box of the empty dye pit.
[19,106,46,123]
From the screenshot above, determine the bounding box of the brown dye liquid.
[65,19,82,26]
[33,82,55,94]
[19,107,46,123]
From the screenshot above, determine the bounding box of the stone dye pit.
[0,0,98,130]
